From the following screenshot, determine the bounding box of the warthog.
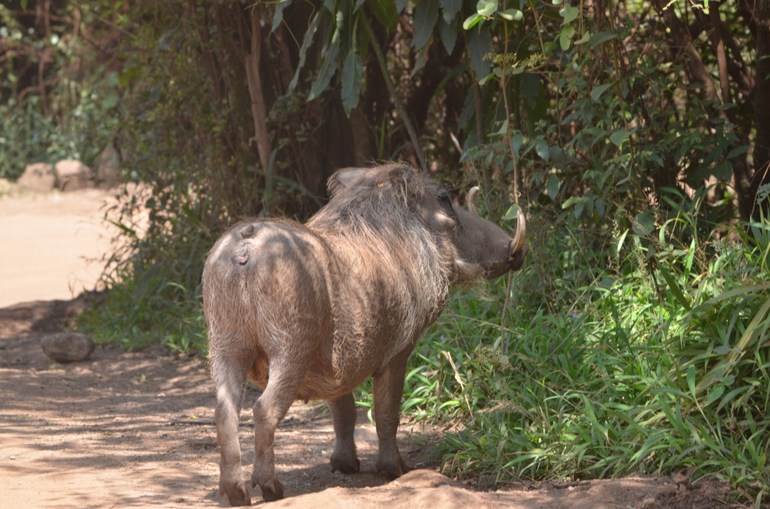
[203,163,526,505]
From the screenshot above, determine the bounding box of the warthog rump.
[203,163,526,505]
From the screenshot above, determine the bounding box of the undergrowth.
[394,193,770,506]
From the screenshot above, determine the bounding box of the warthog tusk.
[467,186,480,214]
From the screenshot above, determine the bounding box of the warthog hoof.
[330,454,360,474]
[376,457,410,480]
[256,478,284,502]
[220,482,251,506]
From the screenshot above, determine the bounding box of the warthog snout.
[203,163,526,505]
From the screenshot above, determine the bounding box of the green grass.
[76,268,208,356]
[395,214,770,505]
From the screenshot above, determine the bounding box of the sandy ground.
[0,188,114,306]
[0,188,743,508]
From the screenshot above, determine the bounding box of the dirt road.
[0,188,736,508]
[0,188,113,307]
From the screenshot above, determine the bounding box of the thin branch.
[245,8,272,170]
[709,2,732,104]
[245,6,275,208]
[361,13,426,171]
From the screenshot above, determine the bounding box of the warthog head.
[318,164,526,284]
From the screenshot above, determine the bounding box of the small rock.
[41,333,95,363]
[54,160,94,191]
[17,162,55,193]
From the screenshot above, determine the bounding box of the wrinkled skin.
[202,164,526,505]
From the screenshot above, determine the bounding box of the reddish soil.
[0,188,744,508]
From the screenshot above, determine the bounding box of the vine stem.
[500,1,520,207]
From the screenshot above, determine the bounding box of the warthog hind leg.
[328,392,360,474]
[250,358,308,501]
[212,352,253,506]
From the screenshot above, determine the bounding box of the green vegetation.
[0,3,120,179]
[4,0,770,505]
[400,195,770,504]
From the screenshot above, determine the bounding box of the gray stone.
[17,163,55,193]
[41,333,95,363]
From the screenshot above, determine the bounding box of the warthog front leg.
[328,392,360,474]
[212,353,252,506]
[372,350,411,478]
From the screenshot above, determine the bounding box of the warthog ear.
[327,167,369,196]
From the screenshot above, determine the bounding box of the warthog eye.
[437,187,459,226]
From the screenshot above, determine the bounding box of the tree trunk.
[743,3,770,219]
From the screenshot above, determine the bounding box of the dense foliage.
[3,0,770,504]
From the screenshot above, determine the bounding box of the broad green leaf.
[463,13,484,30]
[502,204,521,221]
[369,1,398,30]
[588,31,618,47]
[561,196,577,209]
[439,18,457,54]
[687,364,697,399]
[467,27,492,78]
[726,144,748,159]
[609,128,632,147]
[560,5,579,24]
[441,0,463,22]
[590,83,612,102]
[412,44,429,75]
[659,266,691,309]
[573,199,585,219]
[308,14,341,101]
[534,138,549,161]
[632,211,655,236]
[546,174,560,200]
[101,92,119,110]
[574,30,590,45]
[510,133,524,158]
[413,0,440,50]
[498,8,523,21]
[559,25,575,50]
[715,386,748,412]
[616,228,629,255]
[476,0,498,16]
[496,118,509,136]
[341,49,363,115]
[705,383,725,407]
